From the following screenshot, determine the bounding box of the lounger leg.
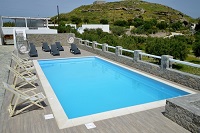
[16,80,36,89]
[13,75,18,87]
[15,99,45,116]
[30,100,45,109]
[9,96,19,117]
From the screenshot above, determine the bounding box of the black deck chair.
[55,42,64,51]
[70,43,81,54]
[50,44,60,56]
[42,42,51,52]
[29,43,38,57]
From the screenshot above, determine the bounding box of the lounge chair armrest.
[28,92,46,100]
[22,57,30,61]
[23,88,37,93]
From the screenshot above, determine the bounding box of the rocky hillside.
[51,0,194,25]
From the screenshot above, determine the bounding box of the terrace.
[0,43,199,133]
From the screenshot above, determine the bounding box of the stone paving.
[0,45,14,112]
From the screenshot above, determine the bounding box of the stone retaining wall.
[165,94,200,133]
[75,41,200,91]
[27,33,75,47]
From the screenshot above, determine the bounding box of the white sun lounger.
[12,56,35,75]
[7,65,38,89]
[3,82,46,117]
[12,53,33,65]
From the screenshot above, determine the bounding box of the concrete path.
[0,45,14,112]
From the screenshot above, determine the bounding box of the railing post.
[161,55,173,69]
[102,43,108,52]
[134,50,142,62]
[115,46,122,56]
[92,41,97,49]
[84,40,89,46]
[75,38,82,45]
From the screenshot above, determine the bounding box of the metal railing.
[169,58,200,68]
[76,38,200,74]
[107,45,115,52]
[140,53,161,59]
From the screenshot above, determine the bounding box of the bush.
[100,19,108,24]
[83,18,89,24]
[111,26,126,36]
[71,16,82,25]
[114,20,128,27]
[145,37,188,60]
[157,21,168,30]
[133,18,144,27]
[193,33,200,57]
[170,21,182,31]
[3,22,15,27]
[195,19,200,32]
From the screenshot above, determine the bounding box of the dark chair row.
[42,42,63,56]
[42,42,64,53]
[42,42,81,55]
[28,42,81,57]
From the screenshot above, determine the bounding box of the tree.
[57,21,66,33]
[169,39,188,60]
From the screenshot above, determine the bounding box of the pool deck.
[0,45,196,133]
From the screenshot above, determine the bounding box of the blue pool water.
[39,57,189,119]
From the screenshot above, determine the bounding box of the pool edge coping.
[33,56,196,129]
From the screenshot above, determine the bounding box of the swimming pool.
[34,56,194,129]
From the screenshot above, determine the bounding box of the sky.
[0,0,199,18]
[143,0,200,18]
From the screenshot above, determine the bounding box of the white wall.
[26,28,57,34]
[2,27,28,35]
[2,27,57,35]
[0,36,2,45]
[78,24,109,34]
[0,26,3,45]
[65,24,77,29]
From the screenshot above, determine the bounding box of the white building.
[0,16,57,45]
[77,24,109,34]
[65,24,77,29]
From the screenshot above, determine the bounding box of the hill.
[51,0,195,25]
